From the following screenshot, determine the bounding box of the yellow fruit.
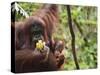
[36,40,45,50]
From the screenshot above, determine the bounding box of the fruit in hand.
[36,40,45,51]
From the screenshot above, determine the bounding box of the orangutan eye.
[31,24,44,35]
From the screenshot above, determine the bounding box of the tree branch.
[66,5,80,69]
[73,19,88,44]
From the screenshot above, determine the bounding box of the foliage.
[15,2,97,70]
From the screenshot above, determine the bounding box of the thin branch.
[66,5,80,69]
[73,19,88,44]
